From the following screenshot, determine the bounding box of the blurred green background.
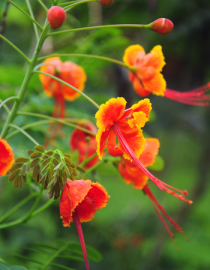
[0,0,210,269]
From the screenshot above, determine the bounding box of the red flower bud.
[99,0,114,7]
[151,18,174,35]
[47,6,66,30]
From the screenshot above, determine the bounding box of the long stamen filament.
[113,123,193,204]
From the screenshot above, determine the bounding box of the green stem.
[64,0,97,11]
[80,152,98,168]
[9,124,39,145]
[41,242,70,270]
[7,0,43,31]
[0,96,17,109]
[0,34,30,63]
[34,70,100,109]
[0,99,10,114]
[38,53,137,71]
[0,193,37,223]
[16,112,96,135]
[85,159,106,175]
[59,1,78,6]
[48,23,150,37]
[31,198,55,218]
[37,0,48,12]
[0,23,49,139]
[0,189,42,229]
[25,0,40,41]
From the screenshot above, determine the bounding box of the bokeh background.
[0,0,210,269]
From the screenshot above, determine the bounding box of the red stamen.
[73,210,90,270]
[144,185,188,245]
[165,84,210,106]
[113,123,193,204]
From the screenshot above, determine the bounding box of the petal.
[76,182,110,222]
[60,61,87,102]
[118,122,145,160]
[95,97,127,159]
[146,45,166,72]
[131,98,152,119]
[132,77,152,97]
[142,72,166,96]
[0,138,15,176]
[128,111,149,130]
[139,138,160,167]
[118,159,148,190]
[107,129,123,157]
[60,180,92,227]
[123,45,145,66]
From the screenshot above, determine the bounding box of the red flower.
[70,121,99,169]
[39,57,87,147]
[119,138,187,246]
[60,180,110,270]
[95,97,192,204]
[123,45,210,106]
[0,138,15,177]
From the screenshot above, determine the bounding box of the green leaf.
[147,155,165,171]
[67,243,102,262]
[0,266,10,270]
[9,266,28,270]
[49,264,75,270]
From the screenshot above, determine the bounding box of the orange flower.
[119,138,187,246]
[70,121,99,169]
[119,138,159,189]
[39,57,87,147]
[123,45,210,106]
[60,179,109,227]
[60,180,110,270]
[0,138,15,177]
[95,97,192,204]
[123,45,166,97]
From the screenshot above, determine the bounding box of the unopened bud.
[99,0,114,7]
[47,6,66,30]
[150,18,174,35]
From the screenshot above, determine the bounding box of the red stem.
[73,210,90,270]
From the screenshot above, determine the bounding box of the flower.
[39,57,87,147]
[119,138,159,189]
[123,44,166,97]
[150,18,174,35]
[39,57,86,101]
[119,138,187,246]
[0,138,15,177]
[70,121,99,169]
[95,97,192,204]
[60,179,109,227]
[60,180,110,270]
[123,45,210,106]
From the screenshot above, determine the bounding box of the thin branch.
[0,96,17,109]
[0,98,10,114]
[15,112,96,135]
[9,124,39,145]
[25,0,39,41]
[0,1,10,51]
[37,0,48,12]
[7,0,43,31]
[0,34,30,63]
[34,70,100,109]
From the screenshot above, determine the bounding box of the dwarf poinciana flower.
[39,57,87,147]
[119,138,187,246]
[70,121,99,169]
[123,45,210,106]
[0,138,15,177]
[60,180,109,270]
[95,97,192,204]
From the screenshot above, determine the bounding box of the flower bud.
[150,18,174,35]
[99,0,114,7]
[47,6,66,30]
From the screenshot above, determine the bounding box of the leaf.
[41,157,51,166]
[35,145,45,153]
[49,263,75,270]
[9,266,28,270]
[30,152,42,159]
[46,150,54,156]
[147,155,165,171]
[10,163,23,173]
[0,265,10,270]
[15,158,29,163]
[30,159,40,168]
[76,166,86,174]
[8,170,20,182]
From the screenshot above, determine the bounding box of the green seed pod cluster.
[8,145,86,199]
